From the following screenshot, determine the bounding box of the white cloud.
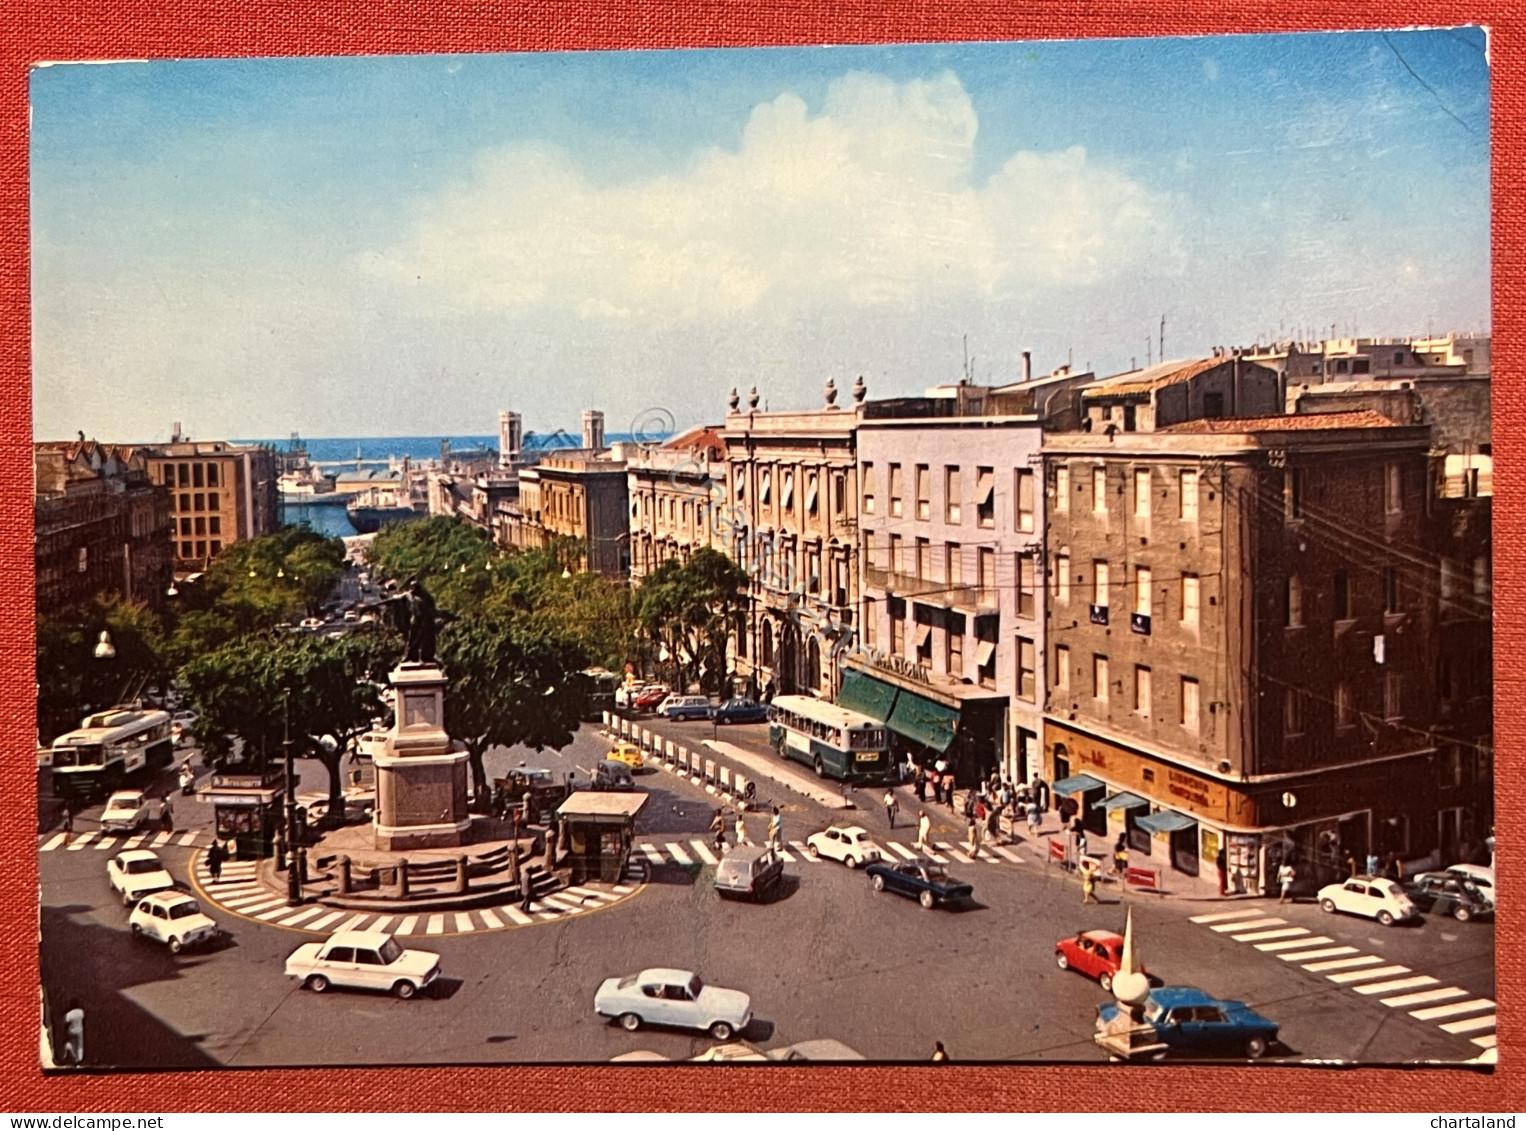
[365,71,1181,324]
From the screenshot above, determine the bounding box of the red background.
[2,0,1519,1112]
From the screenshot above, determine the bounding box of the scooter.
[178,764,196,796]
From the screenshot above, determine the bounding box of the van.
[714,845,785,901]
[661,695,713,722]
[593,759,636,791]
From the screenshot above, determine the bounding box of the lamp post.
[282,687,301,905]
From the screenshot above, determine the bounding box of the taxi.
[607,741,645,771]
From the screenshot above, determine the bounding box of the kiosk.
[198,767,285,859]
[554,791,648,884]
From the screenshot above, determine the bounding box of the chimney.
[171,421,182,443]
[499,410,523,468]
[1022,351,1032,383]
[581,409,605,452]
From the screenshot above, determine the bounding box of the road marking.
[1381,986,1469,1008]
[665,842,694,865]
[1231,927,1308,943]
[612,885,633,894]
[335,914,370,933]
[1327,964,1410,984]
[275,906,323,927]
[689,840,719,866]
[232,897,291,916]
[150,832,174,847]
[1210,917,1284,933]
[425,915,446,935]
[922,847,948,863]
[123,834,149,849]
[1410,998,1495,1021]
[1189,909,1266,924]
[565,886,608,900]
[935,843,974,864]
[222,891,282,908]
[308,911,346,931]
[1257,936,1334,952]
[1302,955,1383,971]
[503,906,533,925]
[1440,1014,1497,1035]
[533,910,560,921]
[1355,975,1438,996]
[40,834,67,852]
[95,837,118,850]
[477,908,505,929]
[990,845,1024,863]
[453,913,474,932]
[1471,1034,1498,1049]
[790,841,818,862]
[396,915,419,936]
[973,847,1002,864]
[369,915,395,934]
[177,830,198,845]
[886,842,919,860]
[639,844,665,864]
[210,884,265,899]
[66,833,97,851]
[256,903,302,921]
[540,894,582,913]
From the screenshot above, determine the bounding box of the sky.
[30,29,1491,442]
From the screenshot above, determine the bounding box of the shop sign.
[1167,769,1214,808]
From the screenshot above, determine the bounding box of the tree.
[36,595,169,741]
[367,516,494,611]
[634,547,749,695]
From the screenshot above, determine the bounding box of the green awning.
[886,689,960,753]
[1052,773,1105,797]
[1094,791,1149,812]
[1134,810,1198,835]
[836,668,899,723]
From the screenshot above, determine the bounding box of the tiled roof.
[1159,410,1401,434]
[1087,357,1223,395]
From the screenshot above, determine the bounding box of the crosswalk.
[190,855,647,937]
[1188,907,1496,1051]
[43,828,209,852]
[635,837,1027,869]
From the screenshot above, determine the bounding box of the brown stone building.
[35,441,174,616]
[627,425,728,583]
[1042,409,1491,893]
[140,440,280,573]
[508,454,631,578]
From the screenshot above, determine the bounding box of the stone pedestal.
[373,663,472,851]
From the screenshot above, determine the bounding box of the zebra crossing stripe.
[1231,928,1308,943]
[477,908,505,929]
[922,847,948,863]
[222,891,282,908]
[689,840,719,865]
[886,842,918,860]
[1327,964,1410,985]
[565,886,609,900]
[1410,998,1495,1021]
[308,911,345,932]
[1439,1014,1497,1035]
[640,844,665,864]
[40,834,67,852]
[777,847,796,862]
[990,845,1023,863]
[533,909,560,920]
[95,837,117,849]
[1190,909,1266,924]
[1355,975,1438,996]
[612,885,633,894]
[370,915,395,934]
[123,834,148,849]
[232,897,290,915]
[503,906,533,925]
[396,915,419,936]
[66,833,97,851]
[335,914,370,933]
[453,913,474,932]
[936,843,974,864]
[151,831,174,847]
[790,841,817,861]
[257,903,302,921]
[177,830,198,845]
[1302,954,1381,972]
[1258,936,1334,952]
[425,915,446,935]
[211,885,265,899]
[1211,917,1284,933]
[665,843,693,865]
[1381,986,1468,1008]
[540,894,582,913]
[278,907,324,927]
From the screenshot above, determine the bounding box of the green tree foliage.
[36,595,169,741]
[482,541,635,671]
[366,516,494,611]
[634,546,749,695]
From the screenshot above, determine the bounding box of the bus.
[582,668,620,721]
[767,695,891,783]
[51,708,174,802]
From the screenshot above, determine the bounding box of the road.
[39,718,1495,1068]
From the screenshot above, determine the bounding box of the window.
[1134,666,1152,716]
[161,464,173,486]
[1054,646,1070,692]
[1017,554,1036,618]
[180,493,191,512]
[76,547,87,573]
[1180,677,1199,729]
[734,467,746,501]
[194,517,206,535]
[177,463,190,487]
[888,464,903,517]
[975,619,997,687]
[888,534,902,574]
[915,465,930,520]
[1093,655,1109,702]
[1284,687,1304,735]
[888,599,905,656]
[1285,575,1303,627]
[1135,566,1152,617]
[915,613,933,666]
[193,492,204,511]
[1333,570,1350,619]
[1093,560,1110,607]
[1055,555,1070,603]
[945,543,962,586]
[1335,683,1355,730]
[1181,573,1200,627]
[1133,468,1151,518]
[781,470,794,511]
[1054,465,1069,514]
[863,599,877,648]
[833,472,845,516]
[1383,566,1400,614]
[206,463,218,488]
[1016,469,1034,532]
[946,616,963,675]
[915,538,930,580]
[1474,556,1491,596]
[1179,469,1199,522]
[1092,467,1108,513]
[1284,468,1304,520]
[976,467,994,527]
[1018,638,1036,702]
[180,518,192,536]
[1384,462,1402,515]
[945,466,961,523]
[195,540,206,558]
[977,546,995,593]
[862,463,875,513]
[806,472,819,516]
[1384,673,1404,721]
[181,541,191,557]
[192,463,204,488]
[760,467,772,505]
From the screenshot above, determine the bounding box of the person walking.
[768,806,783,851]
[734,807,751,846]
[710,808,727,853]
[966,815,980,855]
[1278,860,1297,904]
[1026,799,1042,838]
[159,798,174,833]
[61,805,73,836]
[1365,852,1380,878]
[1081,858,1100,904]
[915,810,932,852]
[945,772,957,812]
[63,999,84,1066]
[883,789,898,830]
[1113,833,1129,879]
[207,840,224,883]
[914,764,927,803]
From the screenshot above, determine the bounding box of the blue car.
[1096,986,1279,1060]
[712,698,770,725]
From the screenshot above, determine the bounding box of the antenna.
[962,335,970,382]
[1159,314,1166,362]
[1146,336,1152,367]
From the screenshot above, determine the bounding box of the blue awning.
[1093,791,1149,812]
[1052,773,1105,797]
[1134,810,1198,834]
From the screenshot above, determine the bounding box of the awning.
[887,689,960,753]
[1134,810,1198,835]
[976,477,994,504]
[837,668,899,723]
[913,623,931,648]
[1093,791,1149,812]
[805,483,818,512]
[1052,772,1105,797]
[975,640,996,667]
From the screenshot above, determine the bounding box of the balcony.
[863,564,996,610]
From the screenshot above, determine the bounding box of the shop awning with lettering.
[1093,790,1149,812]
[1052,773,1105,797]
[887,689,961,753]
[1134,809,1198,835]
[836,668,899,723]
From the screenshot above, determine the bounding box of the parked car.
[865,857,973,909]
[100,790,160,834]
[805,825,882,868]
[1404,873,1494,921]
[107,849,176,906]
[1096,986,1279,1060]
[285,930,440,999]
[631,685,672,712]
[593,968,752,1040]
[712,698,770,725]
[593,759,636,791]
[606,741,645,771]
[660,695,713,721]
[1055,930,1153,993]
[1444,863,1495,900]
[1317,876,1420,926]
[766,1038,867,1061]
[299,617,324,631]
[129,891,220,953]
[714,845,785,901]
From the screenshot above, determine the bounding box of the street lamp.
[93,631,116,660]
[282,688,302,905]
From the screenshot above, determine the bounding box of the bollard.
[337,855,351,895]
[455,855,469,894]
[398,858,410,898]
[603,710,611,728]
[719,766,731,793]
[705,759,716,784]
[665,740,675,762]
[735,774,748,800]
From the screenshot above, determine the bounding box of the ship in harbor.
[276,434,346,504]
[343,456,425,534]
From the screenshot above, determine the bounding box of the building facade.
[627,426,728,583]
[141,440,279,573]
[509,453,630,578]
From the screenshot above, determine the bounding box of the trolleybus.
[51,707,174,802]
[767,695,891,783]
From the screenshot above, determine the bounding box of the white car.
[594,968,752,1040]
[1446,863,1495,899]
[129,891,220,953]
[285,930,440,999]
[805,825,882,868]
[100,790,160,834]
[1318,876,1420,926]
[299,617,325,631]
[107,850,176,906]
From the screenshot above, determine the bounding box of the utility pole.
[283,688,301,905]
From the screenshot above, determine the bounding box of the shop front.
[838,658,1007,784]
[555,791,648,884]
[197,768,285,859]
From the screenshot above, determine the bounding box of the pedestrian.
[930,1041,949,1063]
[1277,860,1297,905]
[1113,833,1129,878]
[710,808,727,853]
[914,764,926,803]
[986,801,1001,841]
[1346,853,1358,878]
[207,840,224,883]
[966,815,980,855]
[62,999,84,1067]
[1027,800,1041,838]
[61,805,73,836]
[735,808,751,846]
[1081,858,1100,904]
[883,789,898,829]
[1365,852,1380,878]
[1217,847,1229,895]
[768,805,783,850]
[945,772,957,812]
[160,798,174,833]
[916,810,931,851]
[964,790,977,821]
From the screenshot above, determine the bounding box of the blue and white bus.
[767,695,891,783]
[51,708,174,802]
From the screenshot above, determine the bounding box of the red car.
[1055,930,1149,993]
[632,685,671,712]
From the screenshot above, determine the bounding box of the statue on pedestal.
[383,577,450,664]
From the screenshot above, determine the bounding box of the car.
[1445,863,1496,899]
[129,891,221,953]
[631,685,672,712]
[1097,986,1279,1060]
[170,711,198,745]
[593,968,752,1041]
[659,695,712,721]
[299,617,325,631]
[100,790,159,834]
[1055,930,1154,993]
[711,698,770,725]
[864,857,974,909]
[1404,873,1494,922]
[714,844,785,900]
[343,609,359,622]
[1317,875,1420,926]
[607,741,645,771]
[767,1038,867,1061]
[285,930,440,999]
[613,682,647,710]
[107,850,176,906]
[593,759,636,791]
[804,825,882,868]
